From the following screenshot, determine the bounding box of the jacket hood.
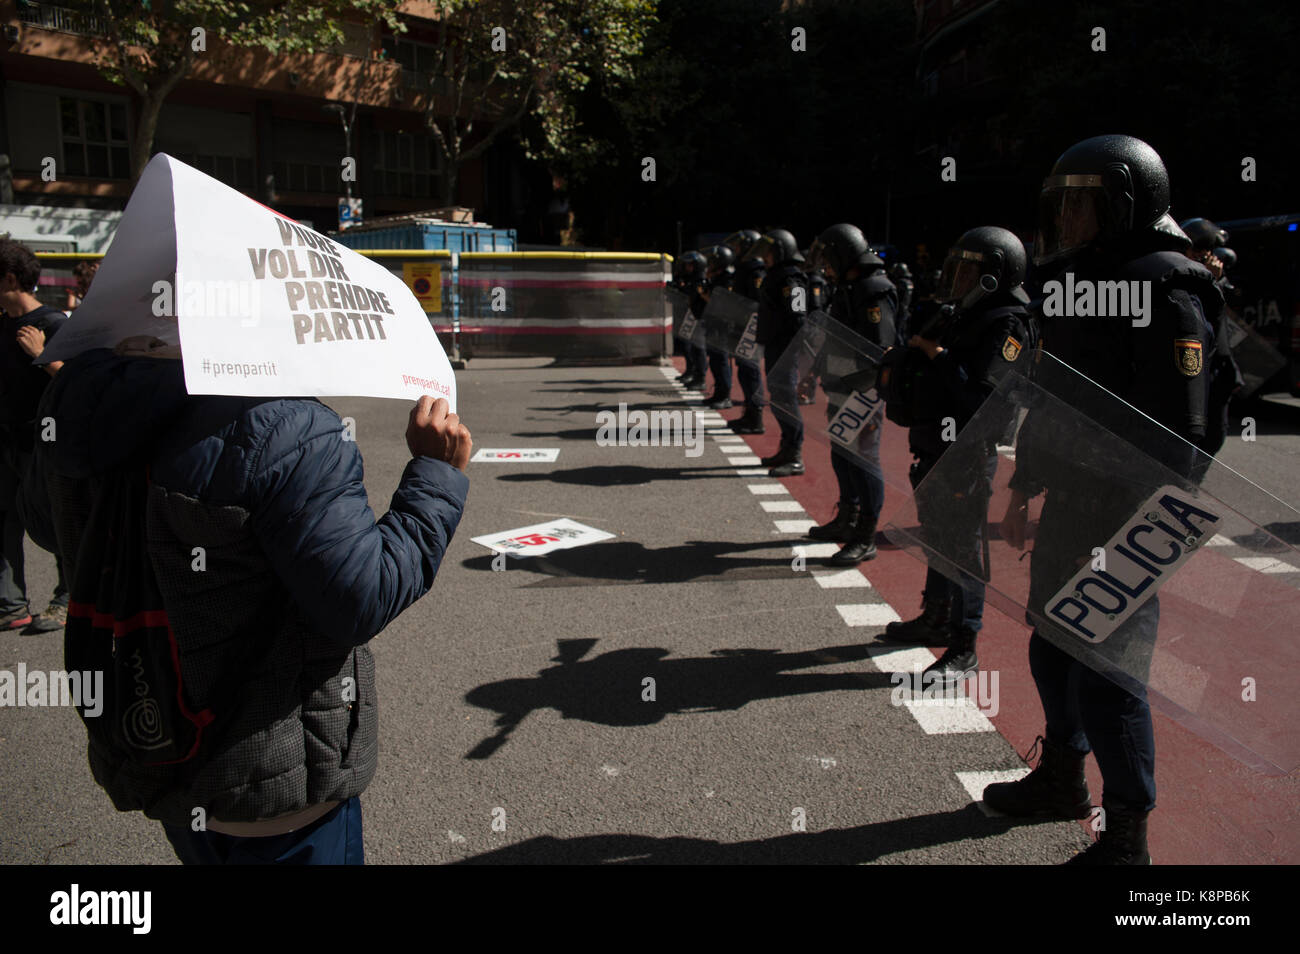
[40,348,192,478]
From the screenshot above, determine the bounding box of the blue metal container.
[332,222,516,253]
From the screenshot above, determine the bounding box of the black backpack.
[65,465,217,812]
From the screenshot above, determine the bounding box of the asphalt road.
[2,357,1295,865]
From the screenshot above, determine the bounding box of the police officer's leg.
[731,357,766,433]
[886,457,952,642]
[830,426,883,565]
[982,489,1094,817]
[763,344,804,474]
[705,347,733,407]
[812,446,859,542]
[1064,599,1156,863]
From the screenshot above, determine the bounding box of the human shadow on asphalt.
[462,538,846,584]
[493,464,759,486]
[463,638,896,760]
[452,804,1059,863]
[509,427,599,441]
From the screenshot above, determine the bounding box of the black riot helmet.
[1214,246,1237,269]
[936,226,1030,309]
[1179,217,1230,251]
[1034,134,1186,266]
[722,229,763,260]
[748,228,804,266]
[809,223,885,278]
[705,244,735,275]
[677,250,706,280]
[890,262,912,281]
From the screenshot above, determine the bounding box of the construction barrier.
[456,252,671,361]
[35,249,673,364]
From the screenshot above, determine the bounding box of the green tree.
[418,0,655,206]
[74,0,404,184]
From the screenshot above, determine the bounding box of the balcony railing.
[17,1,111,36]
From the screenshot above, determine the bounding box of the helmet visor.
[1034,175,1106,265]
[935,250,984,303]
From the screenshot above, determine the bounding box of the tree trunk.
[130,87,167,185]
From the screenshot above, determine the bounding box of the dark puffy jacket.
[22,349,468,825]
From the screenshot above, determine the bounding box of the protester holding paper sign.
[19,155,471,865]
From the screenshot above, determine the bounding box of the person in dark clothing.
[21,339,472,864]
[748,229,809,477]
[880,227,1032,689]
[723,230,768,434]
[674,251,709,389]
[983,135,1221,865]
[806,224,898,565]
[701,244,737,409]
[0,238,68,633]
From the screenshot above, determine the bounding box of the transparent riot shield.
[1226,313,1287,399]
[882,349,1300,775]
[666,286,691,341]
[766,310,910,489]
[701,287,761,362]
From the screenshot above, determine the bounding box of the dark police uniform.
[757,261,809,452]
[825,266,899,556]
[907,297,1029,632]
[704,266,736,401]
[1009,246,1219,815]
[733,257,767,412]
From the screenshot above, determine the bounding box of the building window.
[271,159,339,194]
[59,97,130,178]
[170,152,254,192]
[372,130,442,198]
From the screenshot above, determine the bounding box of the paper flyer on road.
[471,448,562,462]
[471,519,615,557]
[39,153,456,408]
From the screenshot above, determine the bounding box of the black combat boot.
[706,390,734,410]
[680,371,704,389]
[829,514,878,565]
[922,625,978,683]
[767,447,804,477]
[809,501,859,542]
[1064,796,1151,865]
[884,594,951,644]
[982,735,1093,820]
[730,406,765,434]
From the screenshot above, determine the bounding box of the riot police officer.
[890,262,915,339]
[879,227,1032,684]
[1180,217,1243,463]
[723,230,769,433]
[984,135,1222,865]
[748,229,809,477]
[701,244,737,409]
[806,223,898,564]
[676,250,710,389]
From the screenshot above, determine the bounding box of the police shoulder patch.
[867,305,882,324]
[1001,335,1022,362]
[1174,337,1203,377]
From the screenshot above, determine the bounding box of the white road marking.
[773,519,817,534]
[761,500,806,513]
[794,543,840,559]
[748,483,790,494]
[810,568,871,588]
[902,700,996,735]
[836,603,903,627]
[729,456,764,466]
[1234,556,1298,574]
[955,769,1032,816]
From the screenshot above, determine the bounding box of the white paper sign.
[41,154,456,408]
[471,448,561,463]
[472,518,615,557]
